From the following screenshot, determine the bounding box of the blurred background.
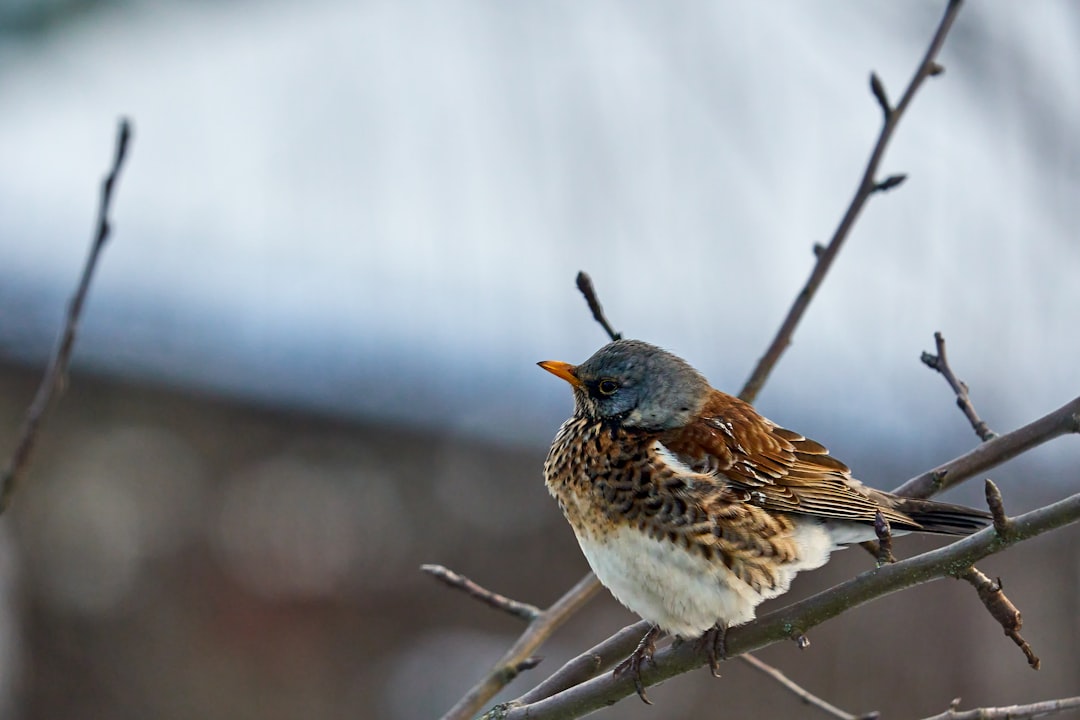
[1,1,1079,718]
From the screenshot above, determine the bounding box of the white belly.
[576,522,837,638]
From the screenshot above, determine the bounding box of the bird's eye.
[597,379,619,396]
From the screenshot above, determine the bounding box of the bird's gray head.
[538,339,710,430]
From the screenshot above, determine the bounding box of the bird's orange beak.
[537,360,583,388]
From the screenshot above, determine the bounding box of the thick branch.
[494,493,1080,719]
[740,0,964,404]
[0,118,133,513]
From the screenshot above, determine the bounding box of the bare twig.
[422,564,541,622]
[739,654,879,720]
[739,0,964,404]
[496,492,1080,718]
[439,572,601,720]
[960,565,1039,669]
[873,511,895,565]
[869,72,891,119]
[0,118,133,513]
[575,272,621,342]
[921,331,998,441]
[984,479,1012,537]
[919,695,1080,720]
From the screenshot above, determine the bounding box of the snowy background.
[2,1,1077,449]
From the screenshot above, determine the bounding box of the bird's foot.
[701,624,727,678]
[613,624,662,704]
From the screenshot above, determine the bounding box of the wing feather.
[660,390,921,529]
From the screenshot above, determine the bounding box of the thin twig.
[0,118,133,513]
[739,0,964,404]
[869,72,891,120]
[984,479,1011,537]
[918,696,1080,720]
[959,567,1040,670]
[496,492,1080,718]
[575,271,621,342]
[439,572,602,720]
[739,654,879,720]
[873,511,895,565]
[422,564,541,622]
[921,331,998,441]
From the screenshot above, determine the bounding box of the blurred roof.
[1,0,1078,451]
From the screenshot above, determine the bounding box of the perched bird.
[539,339,989,701]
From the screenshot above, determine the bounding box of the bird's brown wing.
[659,390,922,530]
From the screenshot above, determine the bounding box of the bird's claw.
[703,624,727,678]
[613,625,661,704]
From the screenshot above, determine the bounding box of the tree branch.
[891,395,1080,500]
[514,621,650,705]
[739,654,879,720]
[493,493,1080,719]
[422,565,541,622]
[575,272,621,342]
[889,328,1042,669]
[959,564,1039,670]
[739,0,964,404]
[921,331,998,441]
[919,696,1080,720]
[0,118,133,513]
[438,572,602,720]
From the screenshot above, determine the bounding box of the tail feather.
[892,497,991,536]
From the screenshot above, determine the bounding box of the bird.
[538,339,990,702]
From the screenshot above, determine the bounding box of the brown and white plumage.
[539,339,989,640]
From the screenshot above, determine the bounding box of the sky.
[1,0,1078,461]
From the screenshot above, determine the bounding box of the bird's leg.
[613,624,662,704]
[701,623,728,678]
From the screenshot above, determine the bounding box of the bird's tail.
[891,496,991,535]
